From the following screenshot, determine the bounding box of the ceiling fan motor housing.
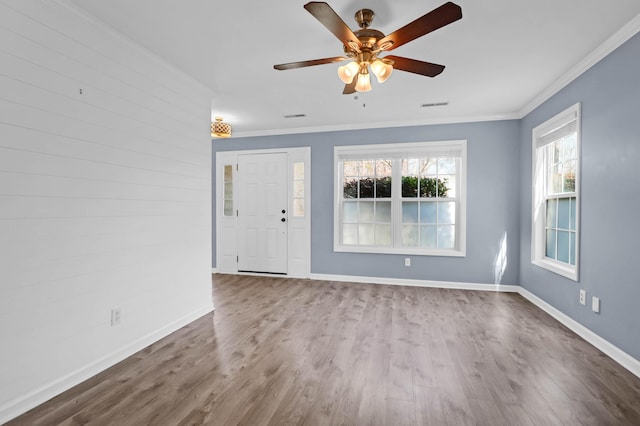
[343,29,386,62]
[344,9,386,56]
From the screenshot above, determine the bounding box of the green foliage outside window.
[401,176,449,197]
[564,172,576,192]
[343,176,449,198]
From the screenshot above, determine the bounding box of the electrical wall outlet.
[404,257,411,267]
[592,297,600,313]
[579,289,586,306]
[111,308,122,326]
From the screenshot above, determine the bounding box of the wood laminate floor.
[9,275,640,425]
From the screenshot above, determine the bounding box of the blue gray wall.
[519,32,640,360]
[212,31,640,361]
[213,120,521,285]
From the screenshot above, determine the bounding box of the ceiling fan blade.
[274,56,348,70]
[342,79,357,94]
[385,56,445,77]
[378,2,462,51]
[304,2,362,48]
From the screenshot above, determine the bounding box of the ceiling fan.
[273,2,462,94]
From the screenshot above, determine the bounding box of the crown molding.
[231,112,521,139]
[233,13,640,139]
[51,2,640,137]
[518,13,640,118]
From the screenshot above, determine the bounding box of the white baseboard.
[213,270,309,279]
[210,271,640,380]
[309,272,520,293]
[5,275,637,424]
[0,303,214,425]
[518,288,640,379]
[309,273,640,379]
[211,268,218,274]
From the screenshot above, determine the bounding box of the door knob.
[282,209,286,214]
[281,218,286,222]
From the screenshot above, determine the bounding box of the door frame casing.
[215,147,311,278]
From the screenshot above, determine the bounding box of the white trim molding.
[0,304,214,425]
[215,147,311,278]
[304,272,640,379]
[309,273,519,293]
[232,114,519,139]
[519,13,640,117]
[531,103,581,281]
[518,288,640,379]
[333,140,467,257]
[231,14,640,140]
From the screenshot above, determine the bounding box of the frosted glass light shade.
[355,72,372,92]
[338,61,360,84]
[370,59,393,83]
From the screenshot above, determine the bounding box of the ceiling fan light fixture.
[355,69,372,92]
[274,2,462,94]
[370,59,393,83]
[211,116,232,138]
[338,61,360,84]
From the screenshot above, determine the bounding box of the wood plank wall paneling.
[0,0,214,422]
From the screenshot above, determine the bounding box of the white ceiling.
[65,0,640,137]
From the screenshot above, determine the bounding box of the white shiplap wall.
[0,0,213,422]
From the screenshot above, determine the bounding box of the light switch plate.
[592,296,600,313]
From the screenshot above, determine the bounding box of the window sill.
[334,245,466,257]
[532,258,578,281]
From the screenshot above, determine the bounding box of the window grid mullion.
[392,158,402,248]
[335,141,466,256]
[553,196,560,260]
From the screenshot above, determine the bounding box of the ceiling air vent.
[421,102,449,108]
[284,114,306,118]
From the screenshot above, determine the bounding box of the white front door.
[237,153,288,274]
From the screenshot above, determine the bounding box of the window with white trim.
[334,141,466,256]
[531,103,580,280]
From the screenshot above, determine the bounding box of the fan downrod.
[351,8,385,50]
[354,9,375,29]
